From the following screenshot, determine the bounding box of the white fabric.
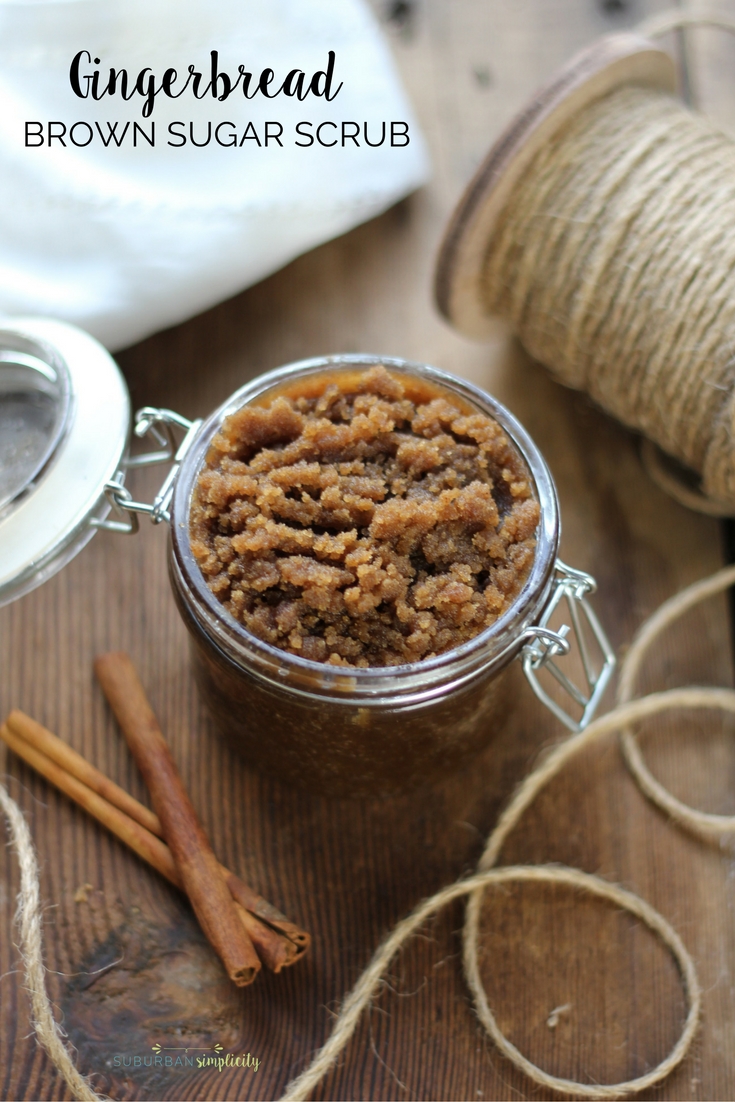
[0,0,429,350]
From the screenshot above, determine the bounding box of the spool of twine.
[441,37,735,513]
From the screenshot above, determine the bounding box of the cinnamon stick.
[1,720,301,972]
[0,722,178,880]
[93,652,261,987]
[221,870,310,955]
[4,710,309,971]
[6,710,161,834]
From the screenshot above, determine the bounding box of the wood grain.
[2,2,735,1098]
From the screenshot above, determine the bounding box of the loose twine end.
[0,783,105,1102]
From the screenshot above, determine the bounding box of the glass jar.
[0,325,613,799]
[166,354,611,797]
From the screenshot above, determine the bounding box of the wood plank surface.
[3,2,735,1098]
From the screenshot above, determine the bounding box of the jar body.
[176,578,517,796]
[168,355,559,797]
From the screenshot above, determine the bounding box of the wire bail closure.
[90,407,202,535]
[521,561,616,732]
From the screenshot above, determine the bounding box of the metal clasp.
[91,408,202,535]
[521,560,616,732]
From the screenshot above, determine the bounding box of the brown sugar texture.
[189,366,540,667]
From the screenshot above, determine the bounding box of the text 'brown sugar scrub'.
[166,355,614,797]
[189,365,540,670]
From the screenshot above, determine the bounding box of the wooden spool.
[435,32,678,339]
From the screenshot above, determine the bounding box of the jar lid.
[0,317,130,606]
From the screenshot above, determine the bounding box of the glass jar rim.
[169,354,560,703]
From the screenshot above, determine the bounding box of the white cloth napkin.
[0,0,429,350]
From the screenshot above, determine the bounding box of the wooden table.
[3,2,735,1098]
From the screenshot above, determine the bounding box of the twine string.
[282,690,710,1101]
[617,561,735,841]
[0,782,102,1102]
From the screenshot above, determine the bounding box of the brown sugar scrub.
[189,365,539,668]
